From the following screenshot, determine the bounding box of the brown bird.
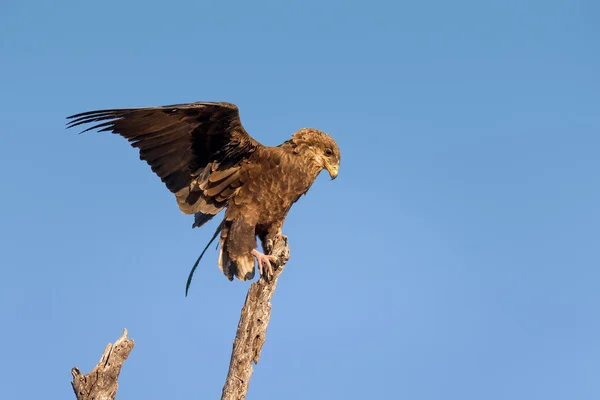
[66,102,340,294]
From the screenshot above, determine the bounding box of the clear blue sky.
[1,0,598,399]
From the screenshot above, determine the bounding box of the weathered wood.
[221,235,291,400]
[71,329,134,400]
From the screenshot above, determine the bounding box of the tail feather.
[218,216,257,281]
[236,255,256,280]
[185,220,224,296]
[219,247,255,281]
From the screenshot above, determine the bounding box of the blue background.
[1,0,599,398]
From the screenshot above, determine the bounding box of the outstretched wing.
[67,102,261,219]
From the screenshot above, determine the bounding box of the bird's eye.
[325,148,333,157]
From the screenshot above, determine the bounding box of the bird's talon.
[252,249,278,280]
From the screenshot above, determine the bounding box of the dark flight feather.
[186,220,224,296]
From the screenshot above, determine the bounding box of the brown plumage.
[66,102,340,294]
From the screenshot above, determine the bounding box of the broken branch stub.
[71,329,134,400]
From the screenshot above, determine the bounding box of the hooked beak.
[325,163,339,180]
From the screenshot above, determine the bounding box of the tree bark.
[221,235,291,400]
[71,329,134,400]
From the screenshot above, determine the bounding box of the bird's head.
[291,128,340,180]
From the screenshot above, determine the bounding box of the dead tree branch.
[71,329,134,400]
[221,235,291,400]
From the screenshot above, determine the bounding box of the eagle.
[66,102,340,294]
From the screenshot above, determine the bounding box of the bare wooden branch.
[221,235,291,400]
[71,329,134,400]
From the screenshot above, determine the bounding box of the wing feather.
[205,171,242,197]
[67,102,261,215]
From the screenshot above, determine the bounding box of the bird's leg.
[261,234,287,255]
[256,223,286,281]
[251,249,277,281]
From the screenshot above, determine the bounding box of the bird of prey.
[66,102,340,294]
